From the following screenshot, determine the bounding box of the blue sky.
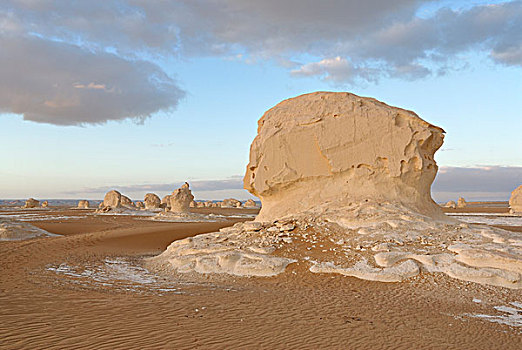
[0,1,521,201]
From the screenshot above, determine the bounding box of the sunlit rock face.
[168,182,194,213]
[244,92,445,221]
[23,198,39,208]
[77,200,89,208]
[103,190,122,208]
[510,185,522,214]
[144,193,161,210]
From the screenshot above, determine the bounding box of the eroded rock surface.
[23,198,39,208]
[244,92,445,221]
[144,193,161,210]
[244,199,258,208]
[168,182,194,213]
[457,197,467,208]
[444,201,457,209]
[509,185,522,214]
[77,200,89,209]
[222,198,241,208]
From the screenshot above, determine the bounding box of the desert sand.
[0,205,520,349]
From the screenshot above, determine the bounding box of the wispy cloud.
[70,176,245,195]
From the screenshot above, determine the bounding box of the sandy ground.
[1,205,521,349]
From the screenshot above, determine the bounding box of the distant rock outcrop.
[444,200,456,209]
[221,198,241,208]
[243,199,258,208]
[78,200,89,209]
[144,193,161,210]
[41,201,49,208]
[23,198,39,208]
[457,197,467,208]
[168,182,194,213]
[509,185,522,214]
[161,195,171,209]
[135,201,145,209]
[121,195,134,208]
[103,190,122,208]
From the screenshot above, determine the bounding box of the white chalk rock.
[244,92,445,221]
[244,199,258,208]
[161,195,171,209]
[41,200,48,208]
[457,197,467,208]
[144,193,161,210]
[77,200,89,208]
[23,198,39,208]
[135,201,145,209]
[221,198,241,208]
[103,190,122,208]
[121,195,134,208]
[444,200,456,209]
[509,185,522,214]
[169,182,194,213]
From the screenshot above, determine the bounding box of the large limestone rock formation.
[509,185,522,214]
[244,92,445,221]
[168,182,194,213]
[144,193,161,210]
[78,200,89,208]
[151,92,522,288]
[23,198,39,208]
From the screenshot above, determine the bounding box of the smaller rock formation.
[168,182,194,213]
[135,201,145,209]
[509,185,522,214]
[190,200,197,208]
[23,198,39,208]
[144,193,161,210]
[243,199,258,208]
[222,198,241,208]
[121,195,134,208]
[161,195,171,209]
[457,197,467,208]
[78,200,89,209]
[41,201,49,208]
[103,190,122,208]
[196,202,206,208]
[444,200,456,209]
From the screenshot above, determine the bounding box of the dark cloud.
[432,166,522,201]
[0,36,184,125]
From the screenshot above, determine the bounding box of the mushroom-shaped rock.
[78,200,90,209]
[243,199,258,208]
[444,200,456,209]
[135,201,145,209]
[23,198,39,208]
[457,197,467,208]
[41,201,49,208]
[144,193,161,210]
[168,182,194,213]
[103,190,122,208]
[244,92,445,221]
[509,185,522,214]
[222,198,241,208]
